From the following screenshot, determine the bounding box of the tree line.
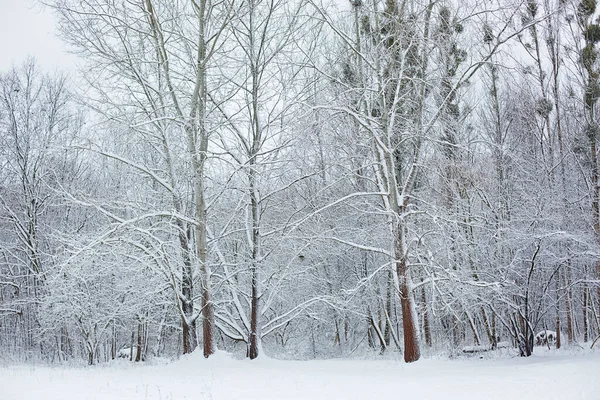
[1,0,599,365]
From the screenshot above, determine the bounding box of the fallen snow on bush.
[1,350,599,399]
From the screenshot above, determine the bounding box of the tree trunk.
[565,270,574,344]
[88,348,94,366]
[367,310,376,349]
[111,322,116,360]
[421,285,432,347]
[516,314,532,357]
[451,314,460,348]
[597,262,600,327]
[466,312,481,346]
[248,166,261,359]
[556,267,561,349]
[144,0,214,358]
[396,232,420,362]
[135,322,143,362]
[492,312,497,348]
[384,273,393,349]
[129,330,134,361]
[481,308,496,349]
[584,284,589,343]
[248,260,261,359]
[180,228,198,355]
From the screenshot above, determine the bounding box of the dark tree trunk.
[248,169,261,360]
[384,273,393,349]
[135,323,142,362]
[421,286,432,347]
[556,268,562,349]
[397,250,420,362]
[517,313,533,357]
[182,316,197,355]
[110,322,116,360]
[129,331,134,361]
[482,308,496,349]
[201,283,214,357]
[597,261,600,327]
[492,312,497,349]
[584,284,589,343]
[178,224,198,355]
[565,270,574,343]
[367,312,376,349]
[249,269,260,359]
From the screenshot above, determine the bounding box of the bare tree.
[0,59,72,358]
[48,0,234,356]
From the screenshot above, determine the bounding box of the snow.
[1,350,599,400]
[462,341,511,353]
[462,345,489,353]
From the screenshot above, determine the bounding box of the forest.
[1,0,600,367]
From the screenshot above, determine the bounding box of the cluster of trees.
[1,0,600,365]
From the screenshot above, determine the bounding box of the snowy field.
[1,350,599,400]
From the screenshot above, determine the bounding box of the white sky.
[0,0,346,74]
[0,0,75,72]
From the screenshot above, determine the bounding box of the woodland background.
[1,0,599,365]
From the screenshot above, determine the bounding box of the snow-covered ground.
[1,350,599,399]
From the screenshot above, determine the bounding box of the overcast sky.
[0,0,352,74]
[0,0,75,72]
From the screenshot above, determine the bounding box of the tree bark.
[584,284,589,343]
[556,267,561,349]
[180,229,198,355]
[396,233,420,362]
[565,269,574,343]
[421,286,432,347]
[135,322,143,362]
